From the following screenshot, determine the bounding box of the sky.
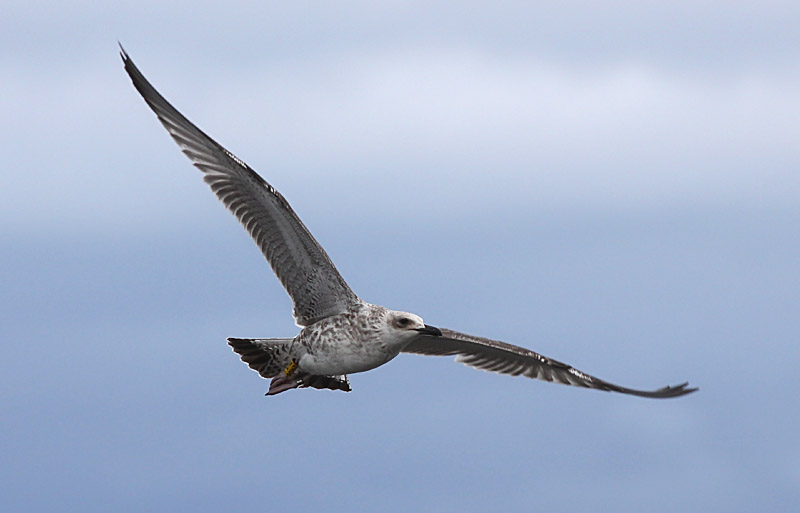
[2,1,799,512]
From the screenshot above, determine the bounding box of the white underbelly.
[299,344,398,375]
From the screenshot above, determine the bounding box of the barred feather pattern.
[121,48,361,326]
[403,328,696,398]
[227,338,294,379]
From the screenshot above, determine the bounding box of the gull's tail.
[228,338,295,379]
[227,338,351,395]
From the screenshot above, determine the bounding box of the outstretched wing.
[403,328,697,398]
[121,47,361,326]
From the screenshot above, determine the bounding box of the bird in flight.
[121,47,696,398]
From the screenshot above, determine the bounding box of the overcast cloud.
[2,2,798,512]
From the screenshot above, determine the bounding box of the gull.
[121,47,697,398]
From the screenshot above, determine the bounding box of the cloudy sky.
[2,2,798,512]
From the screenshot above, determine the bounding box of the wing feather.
[121,48,361,325]
[403,328,697,398]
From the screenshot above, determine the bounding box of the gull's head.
[384,310,443,342]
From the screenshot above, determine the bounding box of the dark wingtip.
[118,42,129,62]
[649,382,699,398]
[604,380,699,399]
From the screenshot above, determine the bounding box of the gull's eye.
[396,317,411,328]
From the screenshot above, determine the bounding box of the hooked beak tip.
[416,324,443,337]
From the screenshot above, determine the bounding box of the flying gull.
[121,47,697,398]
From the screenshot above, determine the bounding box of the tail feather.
[227,337,352,395]
[228,337,293,379]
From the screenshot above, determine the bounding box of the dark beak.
[415,324,443,337]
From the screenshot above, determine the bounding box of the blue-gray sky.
[2,2,798,512]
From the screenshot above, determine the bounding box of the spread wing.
[403,328,697,398]
[121,47,361,326]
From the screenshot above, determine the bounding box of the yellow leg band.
[283,359,299,376]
